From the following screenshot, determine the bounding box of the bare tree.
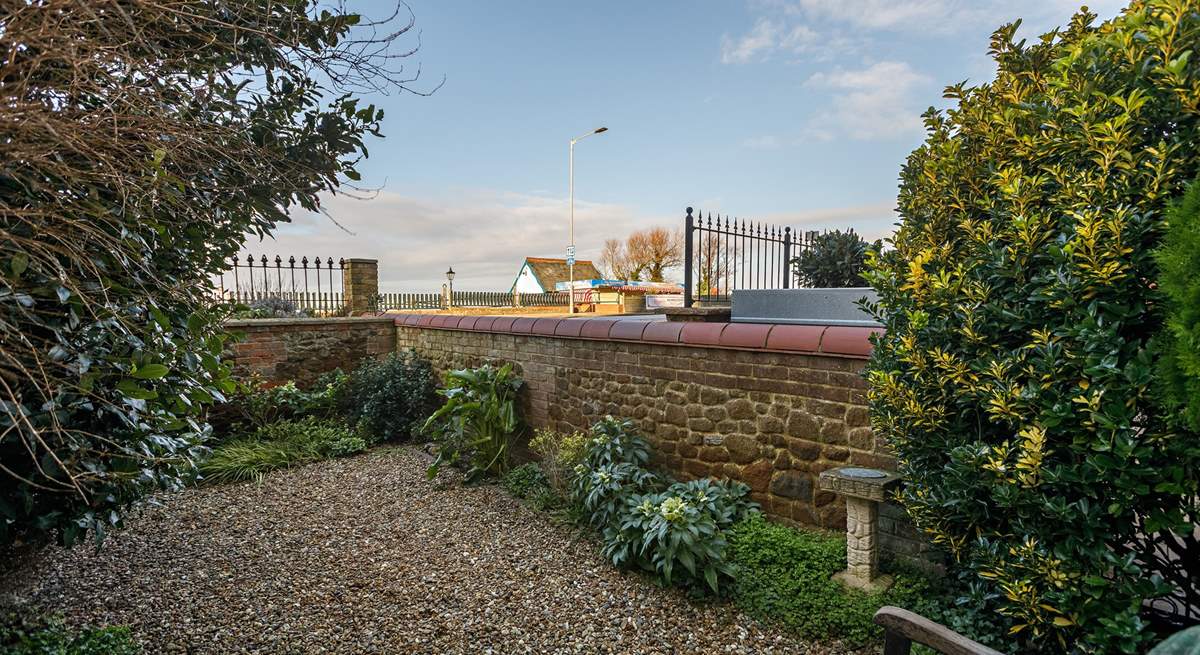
[598,238,643,281]
[626,227,683,282]
[693,232,736,296]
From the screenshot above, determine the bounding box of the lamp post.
[568,126,608,314]
[446,266,455,308]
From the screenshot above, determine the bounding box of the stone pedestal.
[343,258,378,316]
[819,466,901,592]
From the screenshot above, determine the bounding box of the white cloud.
[721,18,783,63]
[787,0,963,32]
[776,0,1128,34]
[721,17,854,64]
[723,1,1130,66]
[238,190,671,291]
[802,61,930,140]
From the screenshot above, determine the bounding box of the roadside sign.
[566,257,576,266]
[566,245,576,258]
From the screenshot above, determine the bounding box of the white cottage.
[509,257,602,294]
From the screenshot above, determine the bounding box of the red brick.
[473,316,497,332]
[719,323,772,349]
[609,320,649,340]
[457,316,479,331]
[766,325,825,352]
[819,326,880,357]
[416,315,435,327]
[491,317,517,332]
[680,322,725,346]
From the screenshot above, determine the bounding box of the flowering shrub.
[569,416,662,528]
[604,478,757,594]
[865,3,1200,651]
[570,416,758,594]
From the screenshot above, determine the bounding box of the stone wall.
[225,317,395,387]
[391,313,931,565]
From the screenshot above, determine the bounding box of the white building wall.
[511,264,545,293]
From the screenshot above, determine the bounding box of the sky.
[252,0,1128,291]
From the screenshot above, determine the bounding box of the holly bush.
[864,2,1200,652]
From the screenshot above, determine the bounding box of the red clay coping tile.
[554,319,586,338]
[472,316,497,332]
[765,324,825,352]
[609,320,649,340]
[680,322,726,346]
[642,321,683,344]
[819,326,880,357]
[532,318,561,335]
[395,314,876,358]
[719,323,772,349]
[580,318,619,339]
[510,317,537,334]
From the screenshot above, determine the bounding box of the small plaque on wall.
[703,435,725,446]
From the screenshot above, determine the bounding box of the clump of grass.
[200,418,366,484]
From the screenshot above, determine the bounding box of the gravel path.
[1,447,825,654]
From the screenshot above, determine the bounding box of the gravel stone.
[0,446,841,654]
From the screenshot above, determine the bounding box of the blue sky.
[259,0,1127,290]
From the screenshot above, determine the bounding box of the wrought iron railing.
[216,254,345,315]
[374,290,569,312]
[682,206,819,307]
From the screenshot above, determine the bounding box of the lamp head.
[446,267,455,281]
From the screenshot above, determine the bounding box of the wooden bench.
[874,606,1005,655]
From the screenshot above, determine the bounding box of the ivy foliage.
[1154,178,1200,431]
[0,1,423,546]
[865,2,1200,652]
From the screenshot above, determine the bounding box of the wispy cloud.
[802,61,931,141]
[720,17,854,64]
[720,18,783,64]
[761,0,1129,35]
[241,190,671,291]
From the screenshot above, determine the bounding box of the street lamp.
[568,126,608,314]
[446,266,455,308]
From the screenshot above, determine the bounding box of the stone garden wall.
[390,313,932,566]
[224,317,395,387]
